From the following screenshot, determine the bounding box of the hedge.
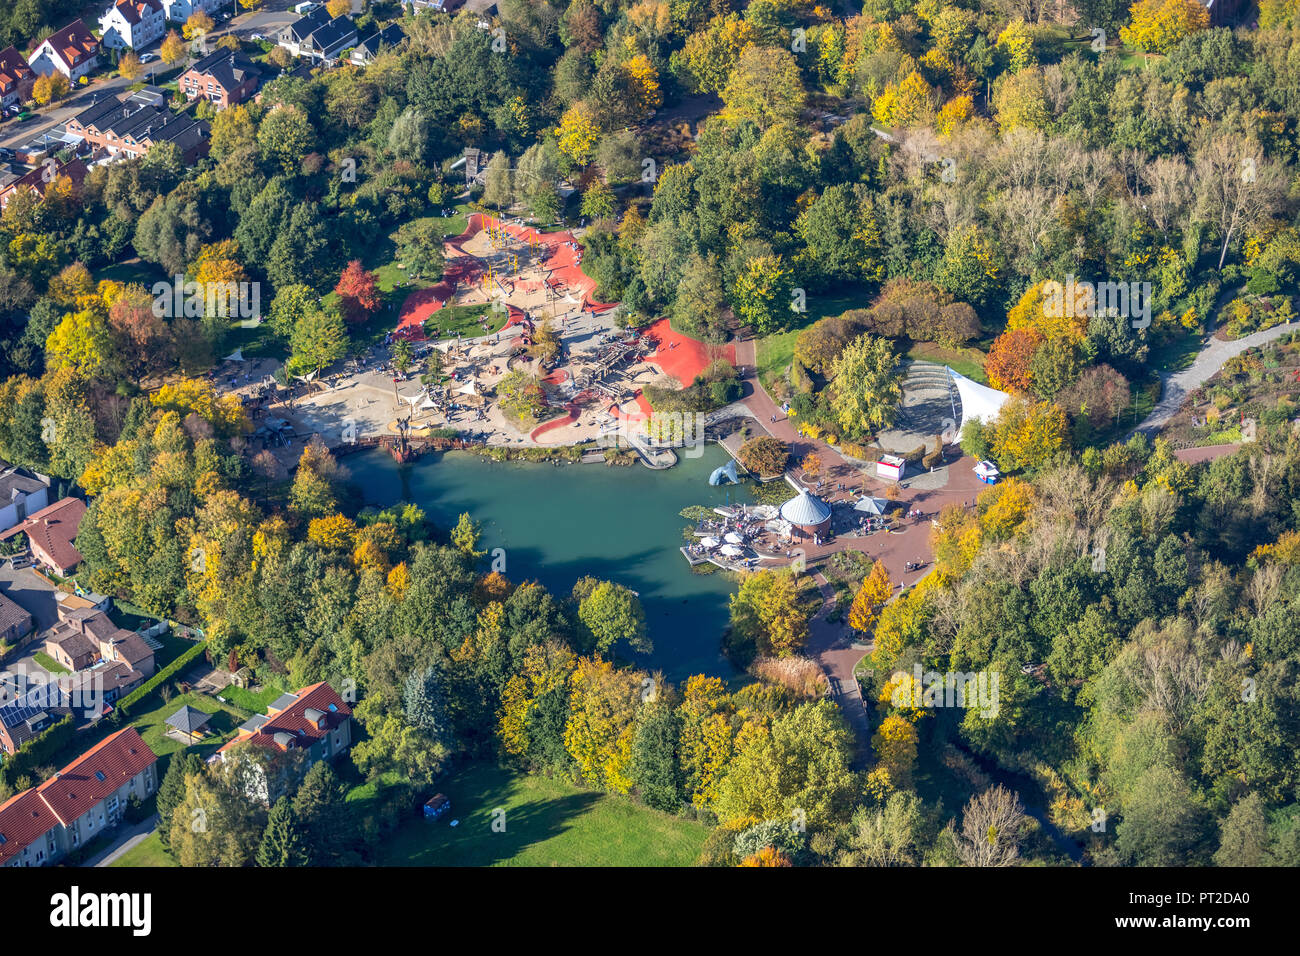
[115,640,209,721]
[0,714,75,789]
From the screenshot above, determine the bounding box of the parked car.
[140,53,156,63]
[9,553,33,570]
[0,147,15,161]
[250,33,264,41]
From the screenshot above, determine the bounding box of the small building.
[780,488,832,537]
[98,0,166,52]
[40,607,155,690]
[26,20,100,82]
[179,49,262,108]
[974,460,1000,485]
[0,461,49,531]
[423,793,451,819]
[0,497,86,577]
[164,704,211,743]
[0,46,36,109]
[160,0,223,21]
[876,454,906,482]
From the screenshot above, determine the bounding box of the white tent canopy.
[455,379,479,396]
[700,536,720,548]
[948,367,1010,437]
[854,496,889,515]
[720,544,743,557]
[724,532,744,545]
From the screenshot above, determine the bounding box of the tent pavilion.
[854,496,889,515]
[947,368,1011,437]
[165,704,212,744]
[780,488,832,536]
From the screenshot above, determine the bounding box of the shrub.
[738,436,790,477]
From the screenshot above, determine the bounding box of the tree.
[1120,0,1210,54]
[581,180,616,221]
[482,150,514,209]
[949,785,1028,866]
[828,334,903,438]
[450,512,484,557]
[1193,134,1286,270]
[289,309,348,376]
[31,72,70,105]
[257,796,310,866]
[1214,792,1270,866]
[395,220,446,280]
[737,436,789,477]
[403,663,451,746]
[156,752,202,854]
[557,102,600,166]
[119,51,143,81]
[729,569,810,657]
[258,105,315,175]
[183,11,215,41]
[160,30,186,66]
[848,561,892,633]
[334,261,380,324]
[989,398,1068,473]
[578,580,650,655]
[733,254,795,335]
[631,701,682,812]
[721,46,805,129]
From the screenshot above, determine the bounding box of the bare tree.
[950,785,1029,867]
[1141,156,1193,236]
[1193,135,1286,269]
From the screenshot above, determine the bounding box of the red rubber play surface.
[641,318,735,386]
[394,214,618,340]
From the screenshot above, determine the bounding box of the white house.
[26,20,100,81]
[0,462,50,532]
[160,0,223,23]
[98,0,167,51]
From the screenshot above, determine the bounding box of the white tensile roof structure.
[947,367,1010,433]
[780,488,832,526]
[854,496,889,515]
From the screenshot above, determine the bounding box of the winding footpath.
[1133,320,1299,436]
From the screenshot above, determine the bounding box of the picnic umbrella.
[724,532,744,545]
[720,544,743,557]
[700,537,720,548]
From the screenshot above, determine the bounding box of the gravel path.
[1134,321,1299,436]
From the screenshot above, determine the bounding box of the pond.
[350,445,753,681]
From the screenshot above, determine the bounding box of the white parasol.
[724,532,744,545]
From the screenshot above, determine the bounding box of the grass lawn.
[906,343,988,383]
[129,691,250,761]
[423,302,510,340]
[109,830,175,868]
[755,328,801,392]
[371,762,708,866]
[214,681,285,715]
[34,651,69,675]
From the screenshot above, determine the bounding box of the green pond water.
[352,445,752,681]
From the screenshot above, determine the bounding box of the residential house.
[66,93,209,163]
[0,593,33,649]
[26,20,101,82]
[349,23,405,66]
[0,157,88,212]
[179,49,261,108]
[216,682,352,801]
[160,0,223,21]
[0,727,158,866]
[0,497,86,577]
[0,461,49,531]
[98,0,166,52]
[42,607,156,687]
[279,9,357,63]
[0,672,73,754]
[0,47,36,109]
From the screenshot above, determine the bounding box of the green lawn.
[129,691,250,761]
[371,763,708,867]
[755,328,801,392]
[214,681,284,715]
[906,343,988,383]
[109,830,175,868]
[34,651,69,675]
[423,302,510,340]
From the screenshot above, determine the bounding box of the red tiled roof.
[35,727,156,826]
[0,46,34,93]
[218,682,351,755]
[108,0,162,27]
[0,789,58,866]
[36,20,98,69]
[0,496,85,571]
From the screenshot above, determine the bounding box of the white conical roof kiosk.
[780,488,832,535]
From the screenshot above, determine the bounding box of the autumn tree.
[334,261,381,324]
[1120,0,1210,54]
[848,560,892,633]
[119,51,143,81]
[828,334,903,437]
[948,786,1029,866]
[183,11,215,41]
[160,30,186,66]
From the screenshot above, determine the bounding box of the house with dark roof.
[98,0,166,52]
[179,49,262,108]
[216,682,352,801]
[0,47,36,109]
[41,607,155,693]
[26,20,101,82]
[0,593,33,649]
[0,497,86,577]
[0,727,157,866]
[279,9,357,63]
[349,23,405,66]
[0,461,49,532]
[66,93,209,164]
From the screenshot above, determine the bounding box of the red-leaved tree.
[334,260,381,324]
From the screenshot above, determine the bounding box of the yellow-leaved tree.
[848,560,892,634]
[557,102,600,165]
[1119,0,1209,54]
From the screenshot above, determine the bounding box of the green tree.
[578,580,650,655]
[257,796,310,867]
[289,309,348,376]
[827,334,902,438]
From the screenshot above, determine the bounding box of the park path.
[804,572,873,768]
[1133,319,1298,435]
